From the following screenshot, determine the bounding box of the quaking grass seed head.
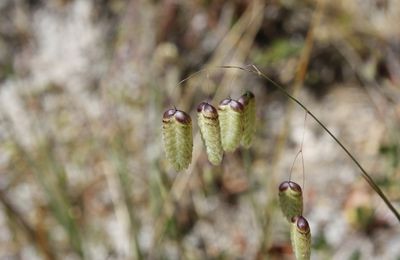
[238,91,256,148]
[278,181,303,221]
[197,102,223,165]
[290,216,311,260]
[162,108,193,171]
[218,98,244,152]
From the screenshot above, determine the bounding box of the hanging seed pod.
[218,98,244,152]
[290,216,311,260]
[279,181,303,221]
[162,108,193,171]
[197,102,224,165]
[238,91,256,148]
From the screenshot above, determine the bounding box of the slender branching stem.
[219,64,400,222]
[177,64,400,222]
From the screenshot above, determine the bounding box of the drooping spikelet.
[290,216,311,260]
[238,91,256,148]
[218,98,244,152]
[279,181,303,221]
[162,108,193,171]
[197,102,223,165]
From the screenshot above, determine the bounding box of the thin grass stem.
[223,64,400,221]
[174,64,400,222]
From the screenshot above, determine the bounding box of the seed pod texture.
[162,108,193,171]
[197,102,223,165]
[238,91,256,148]
[278,181,303,221]
[218,98,244,152]
[290,216,311,260]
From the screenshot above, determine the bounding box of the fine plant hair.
[173,64,400,221]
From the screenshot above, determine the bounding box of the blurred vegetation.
[0,0,400,259]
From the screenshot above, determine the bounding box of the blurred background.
[0,0,400,259]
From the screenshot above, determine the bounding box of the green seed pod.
[290,216,311,260]
[218,98,244,152]
[197,102,223,165]
[162,108,193,171]
[238,91,256,148]
[279,181,303,221]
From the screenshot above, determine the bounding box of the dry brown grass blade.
[0,189,56,260]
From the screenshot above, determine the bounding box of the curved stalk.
[217,64,400,221]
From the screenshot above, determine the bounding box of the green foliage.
[253,38,303,65]
[380,143,400,172]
